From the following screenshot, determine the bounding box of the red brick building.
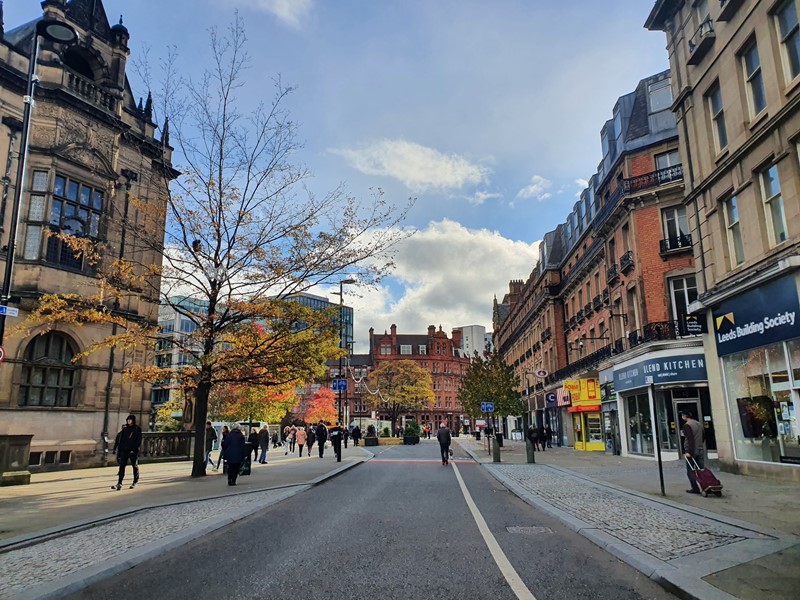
[368,324,470,431]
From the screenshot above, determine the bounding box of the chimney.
[390,324,397,348]
[428,325,436,337]
[451,328,462,350]
[369,327,374,357]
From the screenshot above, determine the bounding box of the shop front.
[711,274,800,471]
[565,378,604,451]
[600,367,621,455]
[612,347,712,458]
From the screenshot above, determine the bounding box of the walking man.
[257,424,270,464]
[316,421,328,458]
[437,421,451,465]
[205,421,218,468]
[682,411,705,494]
[222,424,246,486]
[329,421,344,462]
[307,425,316,457]
[112,415,142,490]
[351,424,361,446]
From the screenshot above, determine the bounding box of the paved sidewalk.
[457,437,800,600]
[0,444,370,599]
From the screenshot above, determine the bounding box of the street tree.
[13,16,413,477]
[365,360,435,433]
[304,387,337,424]
[459,351,522,427]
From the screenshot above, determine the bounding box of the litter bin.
[495,432,504,448]
[474,431,481,441]
[511,429,523,441]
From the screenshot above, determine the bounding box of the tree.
[155,397,184,432]
[13,17,413,477]
[365,360,435,433]
[459,351,523,427]
[213,385,297,426]
[304,387,337,424]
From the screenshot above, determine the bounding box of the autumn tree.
[13,17,413,477]
[459,351,523,427]
[304,387,337,425]
[365,360,435,433]
[213,385,297,426]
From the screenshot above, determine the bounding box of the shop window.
[626,393,654,455]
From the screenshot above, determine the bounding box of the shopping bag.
[239,458,252,476]
[448,448,454,457]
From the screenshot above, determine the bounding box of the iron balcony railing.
[620,250,634,273]
[549,344,612,383]
[593,294,603,310]
[607,264,619,283]
[660,233,693,254]
[623,165,683,194]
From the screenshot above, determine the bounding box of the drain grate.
[506,526,553,534]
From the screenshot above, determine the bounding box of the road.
[69,442,674,600]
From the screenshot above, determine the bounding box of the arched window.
[63,47,95,80]
[18,333,78,407]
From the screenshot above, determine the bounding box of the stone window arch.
[62,46,100,81]
[18,332,79,407]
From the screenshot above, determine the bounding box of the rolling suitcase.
[686,457,722,497]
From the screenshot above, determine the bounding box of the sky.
[6,0,670,353]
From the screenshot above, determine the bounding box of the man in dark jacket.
[315,421,328,458]
[437,421,452,465]
[329,421,344,462]
[351,425,361,446]
[205,421,218,468]
[682,411,705,494]
[113,414,142,490]
[222,424,247,486]
[257,425,270,464]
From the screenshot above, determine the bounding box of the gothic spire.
[144,91,153,121]
[161,117,170,147]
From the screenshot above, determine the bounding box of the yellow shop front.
[566,378,604,451]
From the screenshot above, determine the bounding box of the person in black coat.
[307,426,316,457]
[437,422,452,465]
[315,421,328,458]
[222,424,247,486]
[538,425,547,452]
[351,425,362,446]
[247,427,259,462]
[113,415,142,490]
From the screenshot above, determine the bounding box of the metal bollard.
[492,436,501,462]
[525,438,536,464]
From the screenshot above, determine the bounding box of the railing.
[623,165,683,194]
[602,289,610,303]
[688,19,715,64]
[577,309,585,323]
[584,302,593,315]
[549,344,612,383]
[607,264,619,282]
[627,320,701,350]
[660,234,692,254]
[139,431,193,461]
[612,338,626,354]
[64,70,117,112]
[569,316,577,329]
[594,185,625,229]
[593,294,602,310]
[620,250,634,272]
[556,238,604,294]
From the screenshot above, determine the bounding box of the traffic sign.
[0,305,18,317]
[332,378,347,391]
[534,368,549,378]
[481,402,495,413]
[0,346,4,364]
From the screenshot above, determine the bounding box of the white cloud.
[467,190,502,206]
[330,219,540,353]
[332,139,490,193]
[249,0,313,28]
[515,175,552,204]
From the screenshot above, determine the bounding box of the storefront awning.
[568,404,601,413]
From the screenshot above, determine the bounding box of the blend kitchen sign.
[712,275,800,356]
[613,353,707,392]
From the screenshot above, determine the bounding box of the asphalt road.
[69,442,674,600]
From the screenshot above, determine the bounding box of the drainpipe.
[101,169,137,465]
[0,117,22,230]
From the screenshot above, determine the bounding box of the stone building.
[0,0,174,470]
[647,0,800,480]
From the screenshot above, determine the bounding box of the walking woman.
[296,426,307,456]
[307,425,316,457]
[213,425,230,471]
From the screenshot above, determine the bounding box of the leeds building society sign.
[712,275,800,357]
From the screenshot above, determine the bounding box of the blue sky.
[7,0,669,351]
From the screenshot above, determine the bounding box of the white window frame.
[741,40,766,118]
[400,344,412,355]
[723,196,745,267]
[648,79,673,113]
[707,83,728,152]
[669,276,698,322]
[776,0,800,83]
[380,343,391,355]
[655,150,680,170]
[418,345,427,355]
[760,164,788,246]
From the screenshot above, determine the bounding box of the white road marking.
[452,462,537,600]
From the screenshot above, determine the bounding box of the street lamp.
[0,19,79,345]
[336,278,356,424]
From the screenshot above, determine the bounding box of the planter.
[403,435,420,445]
[364,437,379,447]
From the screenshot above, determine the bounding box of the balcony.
[593,294,602,310]
[623,165,683,194]
[718,0,744,21]
[551,344,612,382]
[577,309,585,323]
[619,250,634,273]
[594,185,625,230]
[607,264,619,283]
[612,338,626,354]
[63,70,118,113]
[584,301,593,316]
[627,321,681,348]
[602,289,610,304]
[660,233,693,255]
[540,327,552,342]
[687,19,715,65]
[569,316,578,329]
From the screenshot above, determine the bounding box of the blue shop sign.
[614,354,707,392]
[712,275,800,357]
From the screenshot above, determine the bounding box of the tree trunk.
[191,365,212,477]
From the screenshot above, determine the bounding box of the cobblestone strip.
[0,487,298,599]
[489,464,747,562]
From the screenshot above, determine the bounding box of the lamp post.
[337,278,356,424]
[0,19,79,346]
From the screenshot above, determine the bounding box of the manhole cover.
[506,526,553,534]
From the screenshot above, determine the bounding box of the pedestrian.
[248,427,259,462]
[437,421,451,465]
[307,425,316,457]
[112,414,142,490]
[271,431,279,448]
[222,424,246,486]
[205,421,218,468]
[258,424,270,464]
[316,421,328,458]
[528,424,539,451]
[214,425,230,471]
[295,425,307,456]
[329,421,344,461]
[343,426,350,449]
[289,425,298,453]
[538,424,547,452]
[351,425,361,446]
[545,424,553,448]
[681,411,706,494]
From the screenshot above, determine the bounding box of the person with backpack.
[315,421,328,458]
